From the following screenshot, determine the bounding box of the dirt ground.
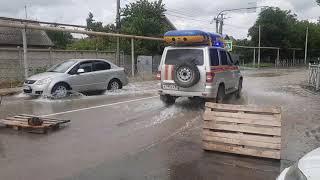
[0,67,319,180]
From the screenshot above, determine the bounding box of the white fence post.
[131,38,135,77]
[316,65,320,91]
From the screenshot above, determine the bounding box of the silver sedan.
[23,59,128,98]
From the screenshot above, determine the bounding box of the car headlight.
[284,163,307,180]
[36,78,52,85]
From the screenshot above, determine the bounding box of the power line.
[224,23,249,29]
[166,8,212,21]
[166,7,205,17]
[165,13,210,23]
[166,11,211,22]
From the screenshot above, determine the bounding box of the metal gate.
[308,63,320,90]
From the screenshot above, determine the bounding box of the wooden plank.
[0,119,48,129]
[203,111,279,121]
[202,135,280,149]
[203,129,281,144]
[17,115,67,123]
[203,121,281,136]
[4,117,55,125]
[203,114,281,127]
[203,141,280,159]
[205,103,281,114]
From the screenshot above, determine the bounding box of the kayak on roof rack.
[164,30,225,48]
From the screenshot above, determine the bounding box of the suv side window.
[209,49,219,66]
[219,50,229,65]
[79,62,93,73]
[227,52,234,65]
[93,61,111,71]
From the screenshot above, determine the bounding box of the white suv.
[157,46,243,105]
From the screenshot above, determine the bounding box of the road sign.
[225,40,233,52]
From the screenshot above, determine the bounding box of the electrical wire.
[165,13,210,24]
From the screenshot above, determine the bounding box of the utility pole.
[215,18,219,33]
[22,5,28,78]
[212,6,268,35]
[219,14,224,34]
[131,38,135,77]
[116,0,121,66]
[253,48,256,66]
[258,25,261,67]
[304,27,309,64]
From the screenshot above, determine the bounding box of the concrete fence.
[0,47,162,88]
[0,47,117,81]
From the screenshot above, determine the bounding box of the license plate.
[163,84,178,90]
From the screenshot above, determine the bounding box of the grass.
[242,63,275,68]
[0,80,23,89]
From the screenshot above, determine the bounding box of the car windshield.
[47,60,77,73]
[165,49,204,65]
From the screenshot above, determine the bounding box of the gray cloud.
[0,0,319,39]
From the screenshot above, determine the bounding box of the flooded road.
[0,68,319,180]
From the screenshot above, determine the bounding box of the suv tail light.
[156,71,161,80]
[206,72,215,83]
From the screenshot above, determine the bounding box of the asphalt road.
[0,68,319,180]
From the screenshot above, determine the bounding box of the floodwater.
[0,68,319,180]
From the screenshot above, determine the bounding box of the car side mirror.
[77,69,85,74]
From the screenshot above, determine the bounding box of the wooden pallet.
[203,103,282,159]
[0,114,70,134]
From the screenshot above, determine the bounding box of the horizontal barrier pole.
[0,22,164,41]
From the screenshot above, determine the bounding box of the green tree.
[317,0,320,5]
[248,7,297,49]
[86,12,116,33]
[46,27,73,49]
[67,37,116,51]
[120,0,172,55]
[68,13,117,51]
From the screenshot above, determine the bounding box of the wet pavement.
[0,68,319,180]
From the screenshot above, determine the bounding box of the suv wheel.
[235,79,243,99]
[174,62,200,88]
[216,85,225,103]
[160,95,176,106]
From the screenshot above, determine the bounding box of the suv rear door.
[226,52,240,90]
[161,48,206,92]
[218,49,233,92]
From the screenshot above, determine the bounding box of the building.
[0,20,53,48]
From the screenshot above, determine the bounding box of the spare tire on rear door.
[174,61,200,88]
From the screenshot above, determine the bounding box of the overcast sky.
[0,0,319,39]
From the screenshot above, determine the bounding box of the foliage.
[86,12,116,33]
[69,1,173,55]
[317,0,320,6]
[243,63,274,68]
[247,7,320,60]
[120,0,171,55]
[68,12,117,51]
[67,37,116,51]
[248,7,297,48]
[46,27,73,49]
